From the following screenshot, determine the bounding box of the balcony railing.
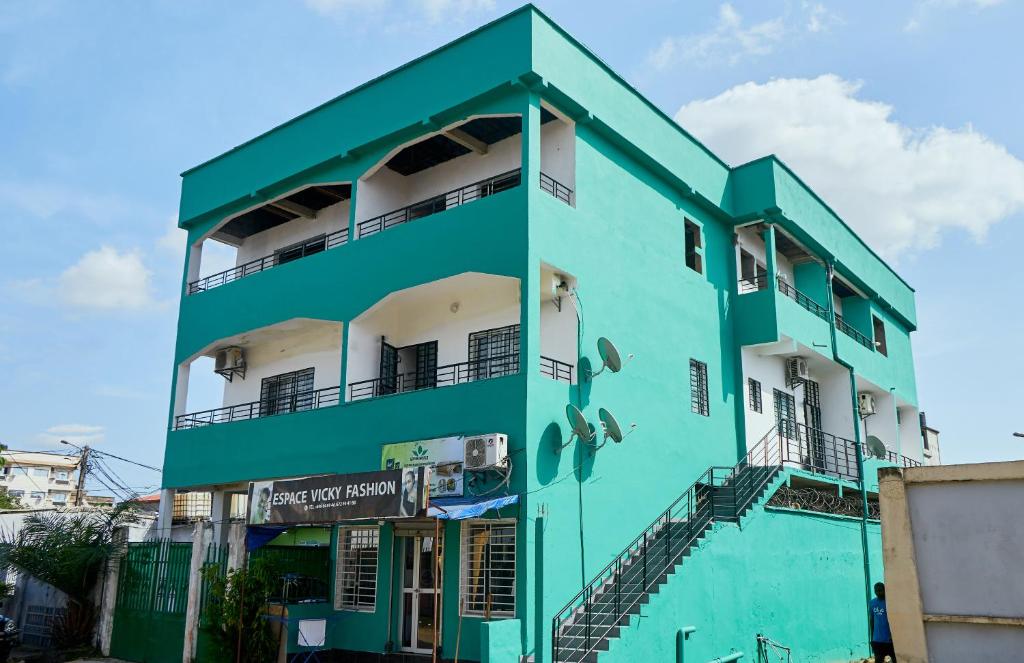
[540,172,574,206]
[173,385,341,430]
[737,274,769,294]
[835,314,874,350]
[348,354,520,401]
[776,277,830,321]
[357,169,522,239]
[540,356,574,383]
[776,419,921,482]
[187,229,348,295]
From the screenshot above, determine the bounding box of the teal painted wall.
[601,481,884,663]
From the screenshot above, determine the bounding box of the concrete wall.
[233,199,349,266]
[880,462,1024,663]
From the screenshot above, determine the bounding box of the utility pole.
[74,445,90,506]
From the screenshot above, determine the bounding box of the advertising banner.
[247,467,428,525]
[381,436,464,498]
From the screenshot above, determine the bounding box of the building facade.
[0,450,79,508]
[154,6,929,662]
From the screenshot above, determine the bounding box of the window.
[872,315,888,356]
[56,471,69,482]
[468,324,520,380]
[260,368,315,416]
[689,359,709,416]
[684,220,704,275]
[12,467,27,476]
[774,389,797,437]
[739,250,767,291]
[29,491,45,503]
[335,527,379,611]
[275,234,327,266]
[32,468,48,478]
[747,378,763,413]
[9,490,24,499]
[51,493,67,504]
[461,521,516,617]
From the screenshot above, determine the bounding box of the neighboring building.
[919,410,941,466]
[150,6,931,662]
[0,450,79,508]
[84,494,116,508]
[879,462,1024,662]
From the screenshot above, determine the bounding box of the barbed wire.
[767,485,880,520]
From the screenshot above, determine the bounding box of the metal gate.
[109,539,192,663]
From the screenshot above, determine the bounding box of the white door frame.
[399,533,443,654]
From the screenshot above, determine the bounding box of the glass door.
[400,534,443,654]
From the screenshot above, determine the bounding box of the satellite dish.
[592,408,637,453]
[554,404,595,453]
[865,435,887,459]
[589,337,633,379]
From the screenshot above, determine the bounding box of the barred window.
[335,527,379,611]
[774,389,797,438]
[461,521,516,617]
[747,378,762,413]
[689,359,709,416]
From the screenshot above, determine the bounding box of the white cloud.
[906,0,1005,31]
[804,2,841,33]
[304,0,494,23]
[58,246,157,311]
[37,423,105,446]
[649,3,785,69]
[675,75,1024,260]
[0,179,135,225]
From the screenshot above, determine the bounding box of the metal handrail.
[348,353,520,401]
[173,385,341,430]
[357,169,522,238]
[737,274,769,294]
[540,172,574,206]
[835,314,874,350]
[551,431,783,662]
[187,229,348,295]
[776,277,830,321]
[540,356,574,383]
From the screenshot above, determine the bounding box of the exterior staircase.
[551,430,785,663]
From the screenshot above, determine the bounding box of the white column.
[97,547,121,655]
[226,523,246,572]
[211,490,231,546]
[174,363,190,419]
[182,521,213,663]
[157,488,176,539]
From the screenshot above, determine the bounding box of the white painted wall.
[865,391,900,456]
[346,274,520,392]
[234,200,348,266]
[221,325,343,407]
[540,117,575,190]
[898,405,924,462]
[538,264,578,379]
[735,226,794,283]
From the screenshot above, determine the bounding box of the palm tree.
[0,505,137,647]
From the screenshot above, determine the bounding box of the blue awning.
[246,525,290,551]
[426,494,519,520]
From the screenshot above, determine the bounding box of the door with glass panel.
[400,534,443,654]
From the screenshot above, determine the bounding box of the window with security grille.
[335,527,379,611]
[774,389,797,437]
[689,359,709,416]
[468,325,520,380]
[172,492,212,523]
[260,368,314,416]
[461,521,516,617]
[748,378,763,413]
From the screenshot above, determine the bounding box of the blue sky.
[1,0,1022,497]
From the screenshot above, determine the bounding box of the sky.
[1,0,1022,498]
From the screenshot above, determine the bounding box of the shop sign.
[247,467,428,525]
[381,436,464,498]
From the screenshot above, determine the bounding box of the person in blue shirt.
[869,582,896,662]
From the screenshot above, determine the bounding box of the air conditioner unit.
[858,392,876,417]
[214,347,246,382]
[787,357,810,384]
[464,434,509,470]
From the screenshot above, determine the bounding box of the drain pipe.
[825,263,874,640]
[676,625,697,663]
[707,652,743,663]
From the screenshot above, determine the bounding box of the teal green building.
[154,6,926,662]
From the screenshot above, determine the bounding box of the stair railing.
[551,430,784,662]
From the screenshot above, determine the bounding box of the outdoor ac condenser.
[464,434,509,470]
[858,392,876,417]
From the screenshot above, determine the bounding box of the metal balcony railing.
[187,229,348,295]
[173,386,341,430]
[540,356,574,383]
[540,172,574,206]
[357,169,522,239]
[348,354,520,401]
[835,314,875,350]
[776,277,830,321]
[738,274,769,293]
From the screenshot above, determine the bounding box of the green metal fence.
[196,542,230,662]
[109,539,193,663]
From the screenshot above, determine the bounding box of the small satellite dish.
[554,404,595,453]
[589,337,633,379]
[865,435,887,459]
[591,408,637,453]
